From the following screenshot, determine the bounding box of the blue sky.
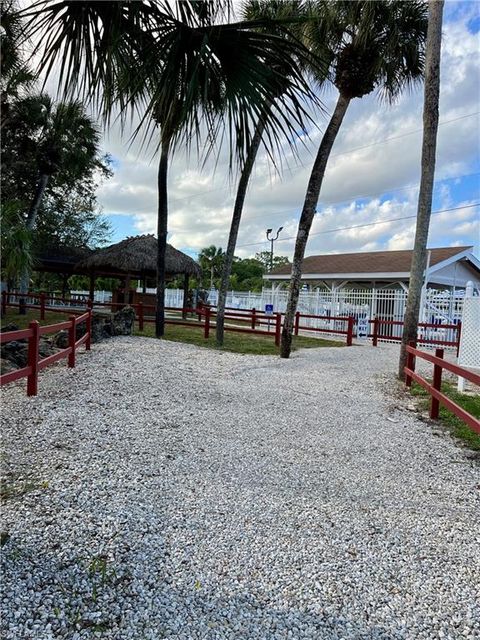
[97,2,480,259]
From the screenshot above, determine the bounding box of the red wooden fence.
[404,343,480,433]
[372,317,461,352]
[1,309,92,396]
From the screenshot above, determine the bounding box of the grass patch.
[410,380,480,451]
[2,308,72,329]
[135,321,344,355]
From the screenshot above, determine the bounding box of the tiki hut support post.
[61,273,69,299]
[89,270,96,301]
[142,273,147,294]
[124,273,131,304]
[182,274,189,319]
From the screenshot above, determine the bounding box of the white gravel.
[1,337,479,640]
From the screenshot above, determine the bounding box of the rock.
[1,341,28,367]
[0,357,18,374]
[1,323,19,332]
[53,330,69,349]
[91,315,113,343]
[111,306,136,336]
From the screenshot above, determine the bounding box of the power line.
[168,170,480,232]
[235,203,480,248]
[166,110,479,206]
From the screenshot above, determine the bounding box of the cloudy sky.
[95,1,479,261]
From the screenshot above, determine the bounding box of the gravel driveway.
[1,337,479,640]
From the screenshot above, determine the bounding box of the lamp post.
[266,226,283,272]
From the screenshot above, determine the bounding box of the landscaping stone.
[1,340,478,640]
[111,306,136,336]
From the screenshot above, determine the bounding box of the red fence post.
[346,316,354,346]
[372,318,378,347]
[251,308,256,330]
[86,309,92,351]
[456,321,462,358]
[294,311,300,336]
[138,301,144,331]
[26,320,40,396]
[40,292,46,320]
[405,340,416,387]
[275,313,281,347]
[87,298,93,311]
[1,290,6,317]
[68,315,76,367]
[204,306,210,339]
[430,348,444,419]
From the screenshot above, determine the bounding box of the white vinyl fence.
[165,286,466,347]
[457,282,480,390]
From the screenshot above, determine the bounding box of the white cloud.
[94,8,480,259]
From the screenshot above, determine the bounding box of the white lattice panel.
[458,297,480,369]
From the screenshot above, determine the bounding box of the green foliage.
[255,251,290,272]
[410,381,480,451]
[198,245,225,288]
[135,321,343,355]
[0,201,33,288]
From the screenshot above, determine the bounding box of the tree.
[0,202,33,290]
[399,0,444,379]
[280,0,428,358]
[214,0,322,346]
[0,0,36,127]
[1,93,105,291]
[255,251,290,272]
[25,0,317,338]
[198,245,226,289]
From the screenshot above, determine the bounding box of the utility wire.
[166,110,479,205]
[235,203,480,248]
[169,170,480,232]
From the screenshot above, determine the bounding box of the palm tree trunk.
[19,173,49,295]
[156,138,170,338]
[280,94,350,358]
[26,173,49,230]
[399,0,444,379]
[216,116,266,346]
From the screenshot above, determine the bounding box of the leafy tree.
[280,0,428,358]
[255,251,290,272]
[0,202,33,290]
[399,0,444,378]
[25,0,317,338]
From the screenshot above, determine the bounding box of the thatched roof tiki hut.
[76,235,201,311]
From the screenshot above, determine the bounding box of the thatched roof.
[76,235,201,278]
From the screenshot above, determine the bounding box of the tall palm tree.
[280,0,428,358]
[24,0,316,337]
[215,0,326,347]
[399,0,444,379]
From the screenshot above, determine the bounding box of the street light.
[266,226,283,272]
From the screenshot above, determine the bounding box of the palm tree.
[399,0,445,379]
[8,95,101,292]
[0,0,36,127]
[215,0,325,347]
[280,0,428,358]
[24,1,316,337]
[198,245,226,290]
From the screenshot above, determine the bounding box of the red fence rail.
[1,309,92,396]
[404,343,480,433]
[372,318,461,352]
